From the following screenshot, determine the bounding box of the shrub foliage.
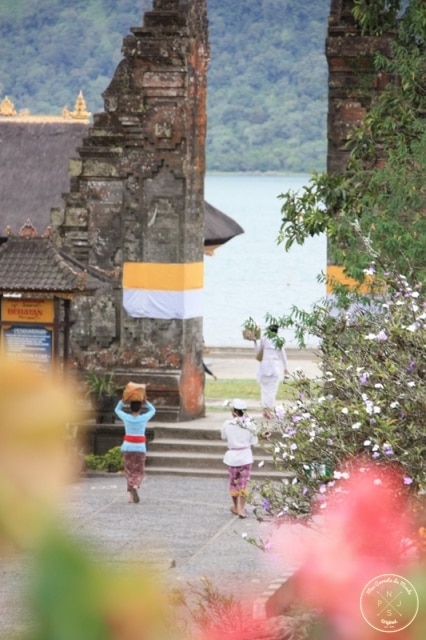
[252,272,426,527]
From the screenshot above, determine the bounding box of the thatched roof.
[204,200,244,254]
[0,120,244,249]
[0,121,89,232]
[0,232,113,295]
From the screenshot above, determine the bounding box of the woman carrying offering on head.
[114,383,156,504]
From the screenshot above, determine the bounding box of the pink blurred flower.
[292,462,413,638]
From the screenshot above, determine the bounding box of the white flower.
[275,404,285,418]
[258,460,265,468]
[407,323,418,332]
[341,407,349,414]
[407,381,416,388]
[390,401,399,408]
[363,266,375,276]
[333,471,350,480]
[365,401,374,415]
[365,333,377,340]
[352,422,362,429]
[374,383,384,389]
[373,405,381,414]
[241,533,248,539]
[364,440,372,446]
[411,291,420,298]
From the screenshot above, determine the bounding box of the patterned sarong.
[123,451,146,491]
[228,463,252,497]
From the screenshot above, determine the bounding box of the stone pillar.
[53,0,209,421]
[326,0,396,174]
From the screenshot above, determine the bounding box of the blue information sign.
[4,325,53,369]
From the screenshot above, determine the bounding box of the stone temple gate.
[52,0,209,421]
[48,0,397,422]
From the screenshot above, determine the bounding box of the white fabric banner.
[123,288,203,320]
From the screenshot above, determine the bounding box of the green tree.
[277,0,426,281]
[0,0,329,173]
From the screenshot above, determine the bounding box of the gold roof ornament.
[0,96,17,117]
[62,91,91,121]
[19,220,39,238]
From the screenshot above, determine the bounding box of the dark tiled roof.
[0,237,113,294]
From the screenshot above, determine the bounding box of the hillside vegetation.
[0,0,329,173]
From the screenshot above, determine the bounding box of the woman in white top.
[255,324,289,418]
[221,398,258,518]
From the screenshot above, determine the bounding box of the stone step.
[151,422,223,440]
[145,464,289,480]
[145,450,276,471]
[149,437,225,453]
[149,436,270,457]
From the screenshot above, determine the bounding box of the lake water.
[203,174,327,348]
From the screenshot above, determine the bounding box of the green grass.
[205,378,297,402]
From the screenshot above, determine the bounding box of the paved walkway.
[0,349,321,635]
[0,475,310,636]
[204,346,321,380]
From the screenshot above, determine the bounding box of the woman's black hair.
[130,400,142,413]
[233,408,244,417]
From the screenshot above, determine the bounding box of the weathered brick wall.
[326,0,397,174]
[53,0,209,420]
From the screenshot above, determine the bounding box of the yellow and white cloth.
[122,261,203,319]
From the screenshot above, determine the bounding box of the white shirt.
[256,336,288,377]
[221,417,258,466]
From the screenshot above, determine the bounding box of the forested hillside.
[0,0,329,173]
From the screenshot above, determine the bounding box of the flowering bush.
[252,271,426,544]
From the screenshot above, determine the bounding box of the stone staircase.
[85,414,288,480]
[145,420,287,480]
